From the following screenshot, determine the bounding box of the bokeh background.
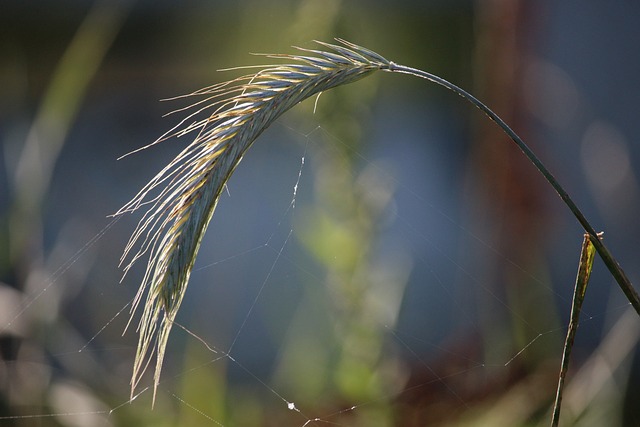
[2,1,640,426]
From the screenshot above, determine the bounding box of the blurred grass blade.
[13,0,130,220]
[551,233,597,427]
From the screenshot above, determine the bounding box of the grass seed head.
[115,39,389,403]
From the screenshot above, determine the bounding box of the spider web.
[0,118,636,427]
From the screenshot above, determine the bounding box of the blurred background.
[2,0,640,426]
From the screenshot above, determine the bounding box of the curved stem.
[385,62,640,316]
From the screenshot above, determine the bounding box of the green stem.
[385,62,640,316]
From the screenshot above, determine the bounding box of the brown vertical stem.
[551,234,596,426]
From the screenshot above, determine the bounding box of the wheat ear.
[115,39,389,403]
[117,39,639,406]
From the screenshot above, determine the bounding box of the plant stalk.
[551,234,596,426]
[385,62,640,316]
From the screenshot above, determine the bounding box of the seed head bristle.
[115,39,389,403]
